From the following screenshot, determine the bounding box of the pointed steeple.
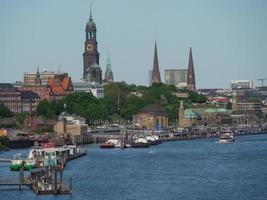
[187,47,196,90]
[35,66,41,85]
[85,2,96,39]
[89,2,93,21]
[104,53,114,83]
[151,42,161,84]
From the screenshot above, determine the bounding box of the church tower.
[151,42,161,84]
[178,101,184,128]
[34,66,42,85]
[83,5,102,84]
[104,54,114,83]
[187,47,196,90]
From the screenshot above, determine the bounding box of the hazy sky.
[1,0,267,88]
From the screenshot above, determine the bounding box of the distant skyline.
[1,0,267,88]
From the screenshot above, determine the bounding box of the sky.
[0,0,267,88]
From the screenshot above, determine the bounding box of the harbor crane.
[257,78,267,87]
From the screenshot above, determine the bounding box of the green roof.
[205,108,216,113]
[217,108,227,112]
[184,109,200,119]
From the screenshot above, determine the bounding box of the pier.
[0,145,86,195]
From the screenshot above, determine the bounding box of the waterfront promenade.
[87,123,267,144]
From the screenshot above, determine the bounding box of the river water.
[0,134,267,200]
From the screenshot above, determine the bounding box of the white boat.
[146,135,161,145]
[106,139,121,148]
[24,158,37,170]
[219,131,234,143]
[10,154,23,171]
[132,137,150,148]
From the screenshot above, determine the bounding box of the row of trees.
[36,82,207,124]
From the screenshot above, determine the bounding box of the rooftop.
[0,83,19,92]
[20,91,40,100]
[139,104,167,116]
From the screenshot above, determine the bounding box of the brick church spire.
[187,47,196,90]
[151,42,161,84]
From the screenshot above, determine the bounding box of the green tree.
[0,103,13,117]
[188,91,207,103]
[226,102,232,110]
[62,92,98,113]
[36,99,56,119]
[15,112,28,124]
[164,104,179,124]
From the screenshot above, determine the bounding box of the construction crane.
[257,78,267,87]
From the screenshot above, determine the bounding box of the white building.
[230,80,253,90]
[165,69,187,88]
[72,81,104,99]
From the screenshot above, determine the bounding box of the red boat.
[100,143,115,149]
[42,140,55,148]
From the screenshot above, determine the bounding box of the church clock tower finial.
[90,2,93,20]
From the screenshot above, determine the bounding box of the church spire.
[104,53,114,83]
[187,47,196,90]
[151,41,161,84]
[37,66,40,75]
[89,2,93,21]
[35,66,41,85]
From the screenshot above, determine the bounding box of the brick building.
[133,104,168,129]
[0,83,21,113]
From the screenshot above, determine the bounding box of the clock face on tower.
[86,44,94,52]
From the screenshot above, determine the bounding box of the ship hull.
[132,142,150,148]
[219,138,234,143]
[10,164,22,171]
[100,144,115,149]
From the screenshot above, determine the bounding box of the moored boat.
[219,131,234,143]
[146,135,161,145]
[132,137,150,148]
[10,154,23,171]
[100,140,115,149]
[100,143,115,149]
[24,158,37,170]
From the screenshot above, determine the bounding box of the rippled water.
[0,134,267,200]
